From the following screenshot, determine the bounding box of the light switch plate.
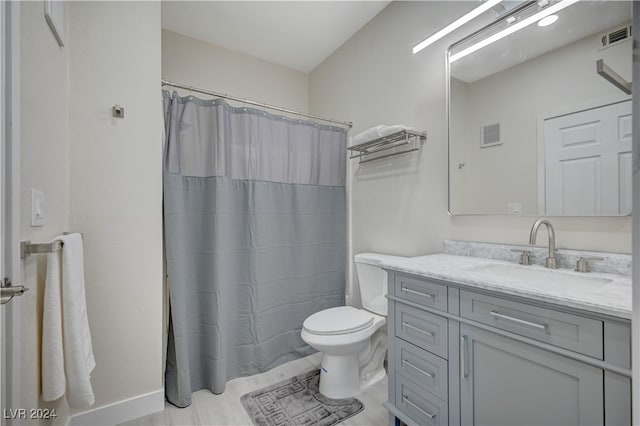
[31,189,45,227]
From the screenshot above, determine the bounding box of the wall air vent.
[480,122,501,148]
[601,25,632,49]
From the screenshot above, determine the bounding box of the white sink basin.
[465,263,612,287]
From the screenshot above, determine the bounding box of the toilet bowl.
[301,253,395,399]
[301,306,386,398]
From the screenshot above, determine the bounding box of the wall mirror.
[448,0,632,216]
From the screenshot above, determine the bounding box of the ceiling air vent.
[601,25,632,48]
[481,122,501,148]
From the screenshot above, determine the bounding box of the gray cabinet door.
[460,324,603,426]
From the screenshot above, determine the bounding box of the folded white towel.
[42,233,96,408]
[352,124,417,145]
[379,124,416,137]
[352,125,387,145]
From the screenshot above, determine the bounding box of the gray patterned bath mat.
[240,370,364,426]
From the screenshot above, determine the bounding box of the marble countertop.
[381,253,631,319]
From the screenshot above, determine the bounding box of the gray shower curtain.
[162,92,347,407]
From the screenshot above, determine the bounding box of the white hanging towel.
[42,233,96,408]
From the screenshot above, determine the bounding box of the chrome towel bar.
[596,59,632,95]
[21,241,62,259]
[20,233,84,259]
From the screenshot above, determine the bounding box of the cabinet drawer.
[395,303,448,359]
[395,338,448,401]
[460,290,603,359]
[396,375,448,426]
[394,275,447,312]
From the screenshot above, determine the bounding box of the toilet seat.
[303,306,374,336]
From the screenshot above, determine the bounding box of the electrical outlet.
[508,202,522,215]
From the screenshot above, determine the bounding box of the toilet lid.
[303,306,374,335]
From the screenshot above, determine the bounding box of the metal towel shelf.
[347,129,427,164]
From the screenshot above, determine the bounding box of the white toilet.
[301,253,390,399]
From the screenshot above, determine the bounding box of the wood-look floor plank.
[120,353,389,426]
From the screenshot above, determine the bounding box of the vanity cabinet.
[384,271,631,426]
[460,324,603,425]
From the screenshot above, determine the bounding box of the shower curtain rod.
[161,78,353,129]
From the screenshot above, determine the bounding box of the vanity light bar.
[412,0,503,54]
[449,0,580,62]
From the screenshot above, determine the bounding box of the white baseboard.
[67,389,164,426]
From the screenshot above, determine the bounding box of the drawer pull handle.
[490,311,547,331]
[402,322,435,337]
[401,286,435,300]
[403,396,436,419]
[402,359,436,379]
[461,335,468,378]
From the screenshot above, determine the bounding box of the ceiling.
[161,1,391,73]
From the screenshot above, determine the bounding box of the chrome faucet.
[529,219,558,269]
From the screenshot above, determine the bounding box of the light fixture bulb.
[413,0,503,54]
[449,0,579,63]
[537,14,558,27]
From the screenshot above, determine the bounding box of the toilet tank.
[354,253,393,317]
